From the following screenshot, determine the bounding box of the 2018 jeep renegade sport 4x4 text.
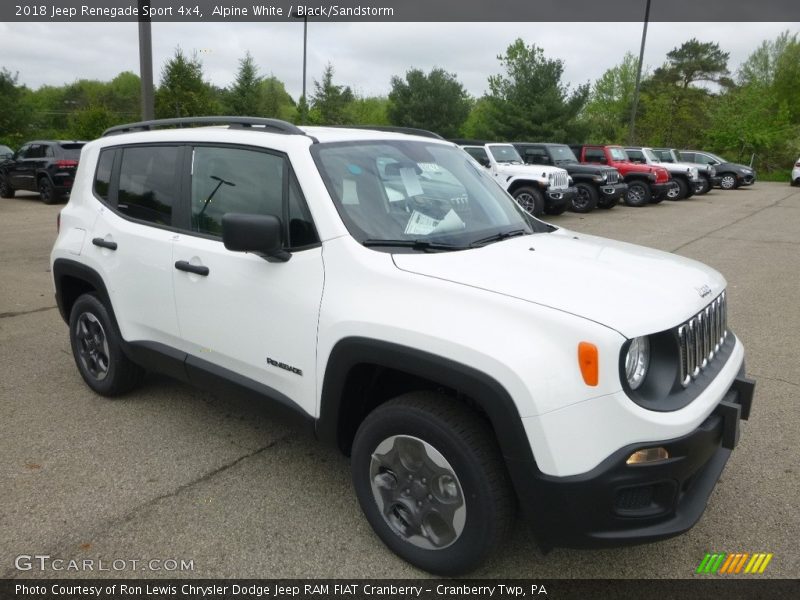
[51,117,755,575]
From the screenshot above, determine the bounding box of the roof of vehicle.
[21,140,87,145]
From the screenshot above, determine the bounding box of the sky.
[1,21,798,99]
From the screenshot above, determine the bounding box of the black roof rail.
[326,125,444,140]
[449,138,492,146]
[102,116,307,138]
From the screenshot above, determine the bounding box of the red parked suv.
[571,145,677,207]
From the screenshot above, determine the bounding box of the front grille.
[606,170,619,184]
[677,292,728,387]
[549,171,569,189]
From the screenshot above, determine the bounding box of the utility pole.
[628,0,652,144]
[302,15,308,101]
[138,0,155,120]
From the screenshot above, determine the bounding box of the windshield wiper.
[469,228,529,248]
[362,239,465,252]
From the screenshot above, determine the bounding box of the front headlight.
[625,336,650,390]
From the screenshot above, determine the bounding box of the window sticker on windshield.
[399,167,424,197]
[404,209,465,236]
[342,179,359,205]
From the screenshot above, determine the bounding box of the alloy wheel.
[75,312,110,381]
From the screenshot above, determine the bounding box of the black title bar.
[3,0,800,22]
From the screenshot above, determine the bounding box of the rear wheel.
[38,177,61,204]
[625,181,651,207]
[512,186,545,217]
[69,293,144,396]
[571,183,598,213]
[0,174,14,198]
[351,392,515,575]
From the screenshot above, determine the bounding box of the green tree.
[226,52,262,116]
[345,96,390,125]
[473,39,589,142]
[582,52,640,143]
[0,68,34,146]
[155,48,218,118]
[259,76,296,120]
[309,63,354,125]
[654,38,732,89]
[68,106,117,140]
[387,68,471,137]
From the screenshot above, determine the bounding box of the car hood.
[392,229,726,338]
[719,162,755,174]
[558,163,617,176]
[496,163,567,179]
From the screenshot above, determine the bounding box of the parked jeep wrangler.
[513,142,627,212]
[571,145,677,207]
[653,148,720,195]
[51,117,754,575]
[459,143,575,217]
[625,146,701,201]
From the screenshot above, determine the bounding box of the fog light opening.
[626,447,670,465]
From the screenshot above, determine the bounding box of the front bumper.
[650,181,679,200]
[545,186,575,210]
[513,370,755,549]
[599,182,628,199]
[739,173,756,186]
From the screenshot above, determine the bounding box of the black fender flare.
[316,337,536,469]
[52,258,116,327]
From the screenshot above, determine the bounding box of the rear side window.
[627,150,644,161]
[117,146,180,226]
[585,148,605,162]
[94,149,114,201]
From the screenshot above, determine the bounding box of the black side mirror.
[478,157,490,168]
[222,213,290,263]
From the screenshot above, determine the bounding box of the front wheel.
[69,293,144,396]
[625,181,651,207]
[694,176,711,195]
[512,186,545,217]
[0,174,15,198]
[672,178,690,200]
[351,393,515,575]
[719,173,738,190]
[572,183,598,213]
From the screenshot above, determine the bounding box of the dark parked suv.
[0,140,86,204]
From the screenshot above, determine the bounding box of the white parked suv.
[460,143,575,217]
[792,156,800,186]
[51,117,755,575]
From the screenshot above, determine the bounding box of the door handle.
[92,237,117,250]
[174,260,209,276]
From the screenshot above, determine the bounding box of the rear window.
[117,146,180,226]
[59,143,85,160]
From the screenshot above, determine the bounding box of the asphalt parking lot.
[1,183,798,579]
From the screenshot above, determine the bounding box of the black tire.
[0,174,15,198]
[625,181,651,207]
[69,293,145,396]
[545,200,569,216]
[38,177,61,205]
[597,195,618,209]
[512,186,545,217]
[571,183,598,213]
[694,176,711,195]
[351,392,515,575]
[671,177,690,200]
[719,173,738,190]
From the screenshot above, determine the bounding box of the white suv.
[51,117,755,575]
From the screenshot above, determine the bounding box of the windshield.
[654,149,676,162]
[312,141,547,249]
[609,147,628,161]
[488,144,524,164]
[550,145,578,163]
[644,148,660,162]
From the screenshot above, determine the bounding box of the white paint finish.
[393,228,727,339]
[172,234,324,416]
[525,337,745,477]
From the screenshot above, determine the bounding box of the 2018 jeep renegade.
[51,117,755,575]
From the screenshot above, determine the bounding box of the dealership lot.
[1,184,798,579]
